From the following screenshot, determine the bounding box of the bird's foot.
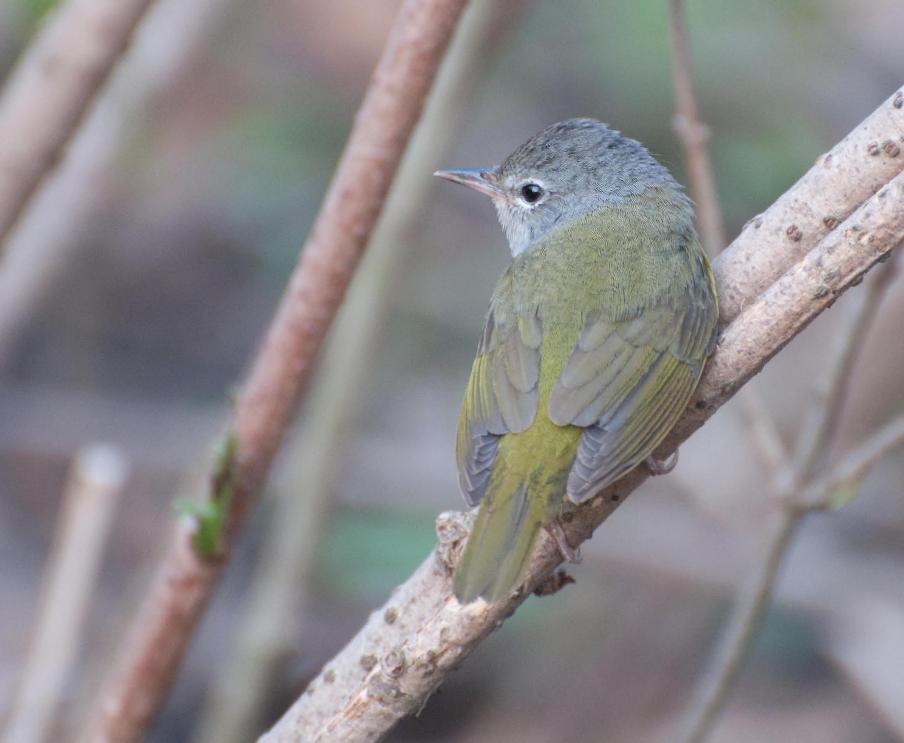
[645,450,678,476]
[544,520,581,564]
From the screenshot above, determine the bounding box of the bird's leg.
[544,519,581,564]
[645,449,678,476]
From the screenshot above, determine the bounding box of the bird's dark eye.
[520,183,543,204]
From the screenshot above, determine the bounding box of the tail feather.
[453,479,545,603]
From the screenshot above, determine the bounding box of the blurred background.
[1,1,903,741]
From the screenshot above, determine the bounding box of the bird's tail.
[453,474,548,604]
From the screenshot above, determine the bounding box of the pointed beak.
[433,168,501,198]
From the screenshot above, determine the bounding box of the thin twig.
[677,252,900,743]
[667,0,788,473]
[3,445,128,743]
[678,508,801,743]
[804,413,904,509]
[259,143,904,743]
[191,4,516,740]
[789,255,900,485]
[738,386,788,474]
[79,2,470,741]
[667,0,726,256]
[0,0,156,252]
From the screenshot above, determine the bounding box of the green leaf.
[173,431,237,557]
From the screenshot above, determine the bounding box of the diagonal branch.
[259,95,904,743]
[678,252,901,743]
[804,412,904,509]
[713,89,904,322]
[789,254,899,485]
[191,2,516,741]
[79,2,471,741]
[0,0,156,253]
[678,508,800,743]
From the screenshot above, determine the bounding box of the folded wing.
[550,269,717,503]
[456,302,542,506]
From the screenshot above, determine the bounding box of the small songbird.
[435,119,719,604]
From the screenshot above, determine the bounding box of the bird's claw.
[645,450,678,476]
[544,520,581,564]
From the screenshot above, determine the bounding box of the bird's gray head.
[436,118,685,256]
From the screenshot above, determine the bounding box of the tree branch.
[666,0,786,477]
[713,88,904,322]
[4,445,128,743]
[259,93,904,743]
[0,0,156,252]
[191,2,514,740]
[677,253,901,743]
[667,0,726,255]
[0,0,232,362]
[678,508,800,743]
[79,2,471,741]
[789,254,899,484]
[804,412,904,509]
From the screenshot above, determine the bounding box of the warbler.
[435,118,718,604]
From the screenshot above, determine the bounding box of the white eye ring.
[519,182,544,205]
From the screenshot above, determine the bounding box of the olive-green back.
[454,187,718,602]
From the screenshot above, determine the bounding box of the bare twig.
[79,2,470,741]
[678,509,800,743]
[738,387,788,473]
[259,117,904,743]
[3,445,128,743]
[804,413,904,509]
[666,0,788,475]
[0,0,156,252]
[192,3,513,740]
[678,252,901,743]
[789,255,900,484]
[667,0,726,255]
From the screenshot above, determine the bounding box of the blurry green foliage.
[16,0,55,31]
[321,508,438,598]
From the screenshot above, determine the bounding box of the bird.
[434,118,719,604]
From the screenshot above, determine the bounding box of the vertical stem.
[667,0,726,255]
[4,445,128,743]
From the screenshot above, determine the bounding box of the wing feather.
[456,303,541,506]
[551,274,717,503]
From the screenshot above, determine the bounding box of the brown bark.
[0,0,156,251]
[79,1,471,741]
